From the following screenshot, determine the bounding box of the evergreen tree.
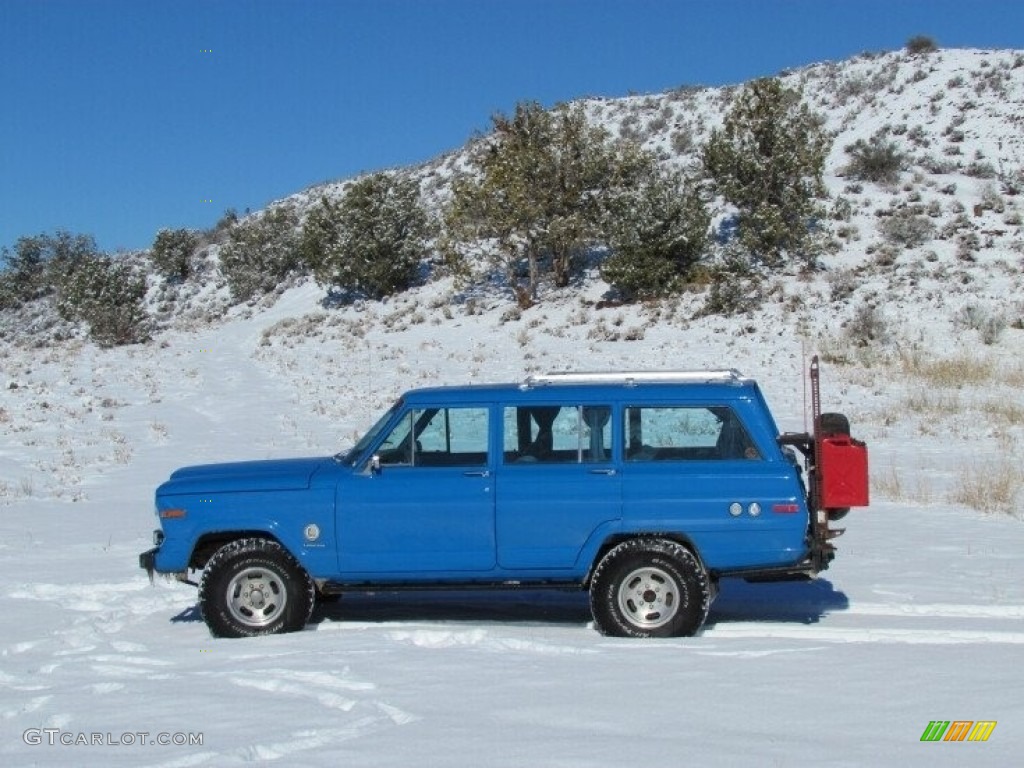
[702,78,830,269]
[444,101,630,307]
[600,164,710,300]
[0,231,97,307]
[220,205,302,300]
[150,228,199,281]
[55,255,150,346]
[301,173,429,300]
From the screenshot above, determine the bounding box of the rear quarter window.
[625,406,760,461]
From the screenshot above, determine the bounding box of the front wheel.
[589,539,710,638]
[199,538,315,638]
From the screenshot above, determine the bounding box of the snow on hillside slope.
[2,47,1024,766]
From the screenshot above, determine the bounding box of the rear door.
[495,403,620,569]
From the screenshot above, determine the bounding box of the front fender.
[151,489,337,578]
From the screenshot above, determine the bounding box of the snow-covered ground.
[2,276,1022,767]
[3,46,1024,767]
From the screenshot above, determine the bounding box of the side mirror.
[370,454,381,475]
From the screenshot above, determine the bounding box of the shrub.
[953,303,1007,345]
[302,173,430,300]
[828,268,858,301]
[697,246,763,317]
[56,255,149,346]
[843,133,906,184]
[1000,168,1024,196]
[905,35,938,55]
[956,232,980,261]
[879,208,935,248]
[150,228,199,281]
[844,302,890,346]
[671,128,693,154]
[965,161,997,179]
[219,205,302,300]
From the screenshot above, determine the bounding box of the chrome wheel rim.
[226,567,287,628]
[616,566,680,630]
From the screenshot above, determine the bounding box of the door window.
[377,407,489,467]
[503,405,612,464]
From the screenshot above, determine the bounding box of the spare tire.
[818,412,850,436]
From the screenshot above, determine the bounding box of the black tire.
[589,539,710,638]
[818,412,850,436]
[199,538,315,638]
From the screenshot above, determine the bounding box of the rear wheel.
[199,538,314,638]
[590,539,710,638]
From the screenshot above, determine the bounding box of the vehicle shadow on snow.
[310,589,594,628]
[704,578,849,627]
[309,579,849,631]
[170,605,203,624]
[166,581,849,631]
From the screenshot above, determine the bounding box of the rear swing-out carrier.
[778,356,869,574]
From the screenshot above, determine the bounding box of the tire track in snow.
[1,577,194,732]
[704,623,1024,644]
[215,666,419,762]
[838,601,1024,619]
[703,601,1024,645]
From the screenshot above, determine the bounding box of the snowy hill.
[266,47,1024,346]
[1,47,1023,766]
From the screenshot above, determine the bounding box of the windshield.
[335,399,403,466]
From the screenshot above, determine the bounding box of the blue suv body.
[141,367,867,638]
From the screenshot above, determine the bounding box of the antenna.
[802,339,808,434]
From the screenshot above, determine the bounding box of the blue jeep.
[140,362,868,638]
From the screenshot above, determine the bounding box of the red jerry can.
[819,436,870,509]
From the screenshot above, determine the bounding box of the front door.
[338,405,495,574]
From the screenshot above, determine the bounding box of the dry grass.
[950,461,1023,517]
[899,349,996,388]
[980,400,1024,427]
[873,465,905,500]
[872,464,934,504]
[903,390,961,415]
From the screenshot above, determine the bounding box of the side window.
[624,406,760,461]
[503,405,612,464]
[377,407,488,467]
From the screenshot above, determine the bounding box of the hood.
[158,456,330,495]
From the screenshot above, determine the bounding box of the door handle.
[589,468,617,476]
[463,470,490,478]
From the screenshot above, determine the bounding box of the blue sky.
[2,0,1023,256]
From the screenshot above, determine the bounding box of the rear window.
[624,406,760,461]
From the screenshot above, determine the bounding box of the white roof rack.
[521,370,746,388]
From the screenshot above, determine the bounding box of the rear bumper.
[139,547,158,580]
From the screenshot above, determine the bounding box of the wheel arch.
[585,532,705,587]
[189,530,286,570]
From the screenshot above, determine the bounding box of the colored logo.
[920,721,996,742]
